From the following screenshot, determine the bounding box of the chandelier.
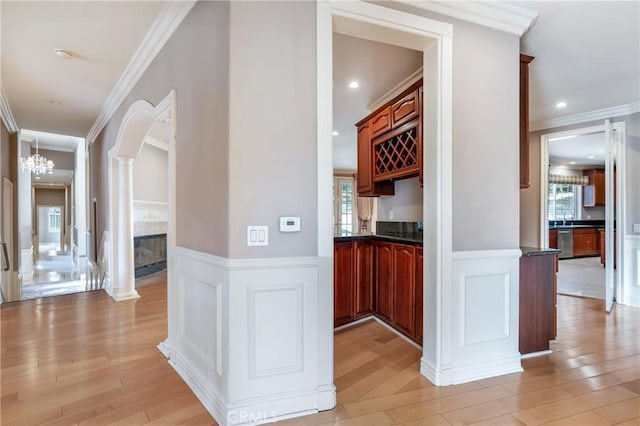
[21,137,54,175]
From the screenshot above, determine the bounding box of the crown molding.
[531,101,640,132]
[368,67,423,112]
[144,135,169,151]
[0,88,19,133]
[86,1,196,144]
[398,1,538,36]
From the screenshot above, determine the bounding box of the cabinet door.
[370,108,392,138]
[392,244,416,336]
[549,229,558,249]
[356,124,373,194]
[391,89,419,128]
[594,169,605,206]
[354,240,374,318]
[415,247,424,344]
[375,242,393,321]
[334,242,355,326]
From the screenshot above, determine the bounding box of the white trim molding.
[144,135,169,151]
[399,1,538,36]
[422,249,523,385]
[531,101,640,132]
[86,1,195,143]
[0,88,18,133]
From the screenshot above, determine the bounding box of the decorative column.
[114,157,139,300]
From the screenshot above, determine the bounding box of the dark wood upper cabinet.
[375,242,393,322]
[334,242,355,327]
[392,244,416,337]
[370,108,392,138]
[356,79,423,196]
[357,124,373,194]
[520,54,534,189]
[354,240,374,317]
[583,168,605,207]
[390,88,419,128]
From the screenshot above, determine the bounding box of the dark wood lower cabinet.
[392,244,415,337]
[334,242,355,327]
[334,239,423,344]
[519,253,557,354]
[415,247,424,344]
[375,242,393,322]
[355,240,374,317]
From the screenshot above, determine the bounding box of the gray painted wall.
[377,177,423,222]
[133,143,168,202]
[93,1,230,256]
[382,2,521,251]
[38,206,61,244]
[228,1,317,258]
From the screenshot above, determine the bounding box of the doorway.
[317,1,453,394]
[540,121,624,312]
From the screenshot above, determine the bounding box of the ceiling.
[548,132,605,168]
[1,1,165,138]
[21,129,83,153]
[1,2,638,171]
[517,1,640,126]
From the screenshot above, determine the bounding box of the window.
[48,207,61,232]
[548,184,579,220]
[333,176,356,235]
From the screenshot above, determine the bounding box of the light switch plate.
[247,225,268,246]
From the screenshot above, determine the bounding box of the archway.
[106,90,177,356]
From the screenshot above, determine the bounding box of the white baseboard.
[157,340,173,359]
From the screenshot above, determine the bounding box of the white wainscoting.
[171,247,329,426]
[422,249,522,385]
[621,235,640,307]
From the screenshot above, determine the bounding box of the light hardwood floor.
[2,279,638,425]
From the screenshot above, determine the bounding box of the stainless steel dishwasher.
[557,229,573,259]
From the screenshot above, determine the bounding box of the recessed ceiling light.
[35,176,41,180]
[49,100,62,107]
[570,161,576,165]
[348,81,359,89]
[54,48,73,60]
[556,101,567,108]
[588,155,595,159]
[332,131,339,136]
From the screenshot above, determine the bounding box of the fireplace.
[134,234,166,278]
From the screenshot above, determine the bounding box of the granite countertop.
[334,231,423,245]
[520,246,563,257]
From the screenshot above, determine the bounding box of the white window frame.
[333,176,356,235]
[48,207,61,232]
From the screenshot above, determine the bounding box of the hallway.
[2,275,638,425]
[21,243,88,300]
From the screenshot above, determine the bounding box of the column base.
[110,289,140,301]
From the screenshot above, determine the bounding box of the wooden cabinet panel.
[549,229,558,249]
[392,244,415,336]
[391,89,419,128]
[355,240,374,317]
[573,228,599,256]
[357,124,373,194]
[583,169,605,207]
[519,254,557,354]
[418,86,424,186]
[375,242,393,322]
[520,54,534,189]
[600,230,617,268]
[334,242,354,327]
[415,247,423,344]
[372,122,420,181]
[370,108,392,138]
